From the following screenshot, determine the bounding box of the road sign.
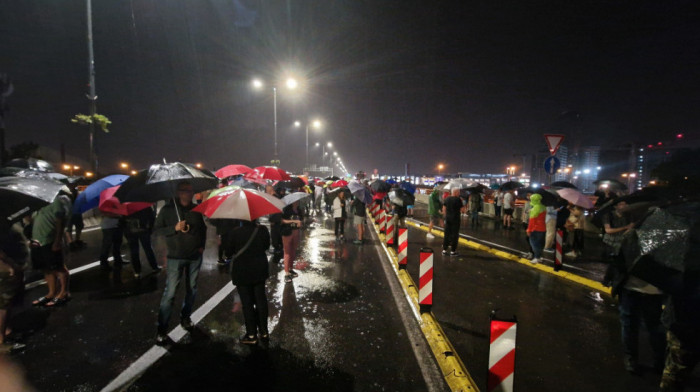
[544,134,565,155]
[544,156,560,175]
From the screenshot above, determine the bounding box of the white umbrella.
[282,191,311,206]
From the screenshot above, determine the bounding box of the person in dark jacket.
[225,219,271,345]
[265,185,284,263]
[153,182,207,346]
[123,206,160,278]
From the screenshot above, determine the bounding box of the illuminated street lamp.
[438,163,444,176]
[120,162,129,170]
[295,119,322,170]
[251,76,300,163]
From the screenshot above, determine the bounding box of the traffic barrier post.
[554,229,563,272]
[419,247,433,313]
[385,214,394,244]
[398,228,408,269]
[488,312,517,392]
[379,210,387,234]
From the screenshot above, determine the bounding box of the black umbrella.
[370,179,391,193]
[327,186,351,202]
[324,176,340,181]
[465,183,488,194]
[550,181,577,189]
[499,181,524,191]
[277,176,306,189]
[5,157,54,172]
[592,187,676,228]
[388,188,415,207]
[0,177,66,223]
[623,201,700,294]
[114,162,218,203]
[594,179,628,192]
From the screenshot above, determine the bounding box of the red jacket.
[527,210,546,234]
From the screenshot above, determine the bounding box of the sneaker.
[153,266,163,273]
[134,273,141,279]
[544,248,555,253]
[240,334,257,345]
[450,251,459,256]
[155,333,174,346]
[426,233,435,239]
[522,252,534,260]
[290,270,299,278]
[259,333,270,343]
[217,258,226,265]
[442,250,448,255]
[284,275,293,283]
[529,258,540,264]
[352,240,362,245]
[180,317,194,331]
[565,251,577,258]
[340,235,345,241]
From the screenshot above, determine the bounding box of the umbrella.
[207,185,241,199]
[114,162,218,203]
[5,157,54,172]
[388,188,416,207]
[277,177,306,189]
[347,180,365,195]
[73,174,129,213]
[592,187,676,228]
[193,188,286,221]
[594,179,628,192]
[331,179,348,189]
[327,187,351,202]
[245,166,292,182]
[0,177,66,223]
[556,188,594,209]
[499,181,524,191]
[489,183,501,190]
[282,191,311,206]
[465,183,488,194]
[354,187,373,205]
[399,181,416,194]
[550,181,578,189]
[98,186,153,216]
[370,179,391,193]
[623,202,700,294]
[533,188,559,206]
[214,164,253,179]
[386,178,397,185]
[324,176,340,181]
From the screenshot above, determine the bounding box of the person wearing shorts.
[502,189,515,229]
[351,197,366,245]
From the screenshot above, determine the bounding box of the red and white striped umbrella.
[192,187,285,221]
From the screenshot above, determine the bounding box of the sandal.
[45,297,68,307]
[32,296,53,307]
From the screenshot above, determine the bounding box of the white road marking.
[24,255,126,290]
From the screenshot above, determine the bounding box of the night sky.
[1,1,699,176]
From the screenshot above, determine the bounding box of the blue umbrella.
[73,174,129,213]
[399,181,416,194]
[386,179,397,185]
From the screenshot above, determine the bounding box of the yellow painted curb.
[369,215,480,392]
[407,220,611,295]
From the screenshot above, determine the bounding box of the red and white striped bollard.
[398,228,408,269]
[554,229,563,272]
[419,247,433,313]
[488,312,517,392]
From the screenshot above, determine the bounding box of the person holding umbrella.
[153,181,207,346]
[281,200,304,283]
[332,190,347,241]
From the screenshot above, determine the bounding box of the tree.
[71,113,112,132]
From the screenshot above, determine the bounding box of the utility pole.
[86,0,98,172]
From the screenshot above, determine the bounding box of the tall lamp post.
[295,119,322,171]
[252,77,298,165]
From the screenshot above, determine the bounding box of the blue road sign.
[544,156,560,175]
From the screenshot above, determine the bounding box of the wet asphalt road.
[9,212,444,392]
[402,205,700,391]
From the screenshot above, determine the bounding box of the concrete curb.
[368,211,480,392]
[405,220,612,295]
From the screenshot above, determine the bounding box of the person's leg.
[111,227,124,264]
[529,232,544,259]
[334,219,340,237]
[253,282,269,335]
[237,285,257,337]
[157,259,184,334]
[282,235,293,275]
[641,294,668,369]
[181,256,203,321]
[99,228,114,268]
[54,266,70,299]
[74,215,84,243]
[544,220,556,249]
[618,289,641,371]
[139,232,159,270]
[450,222,460,252]
[126,234,142,274]
[339,218,345,237]
[443,222,452,252]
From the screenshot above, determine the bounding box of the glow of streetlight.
[285,77,298,89]
[62,164,71,170]
[251,79,263,89]
[327,142,332,148]
[294,121,301,127]
[130,170,138,175]
[85,171,94,178]
[120,162,129,169]
[312,119,322,129]
[195,163,203,169]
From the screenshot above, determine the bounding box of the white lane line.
[23,255,126,290]
[100,281,236,392]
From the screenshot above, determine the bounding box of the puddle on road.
[302,280,359,303]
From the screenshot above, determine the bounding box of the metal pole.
[273,87,278,162]
[86,0,97,172]
[305,124,309,171]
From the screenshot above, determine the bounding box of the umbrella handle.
[181,224,190,233]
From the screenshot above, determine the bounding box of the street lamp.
[295,119,322,171]
[251,76,299,164]
[120,162,129,170]
[438,163,444,176]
